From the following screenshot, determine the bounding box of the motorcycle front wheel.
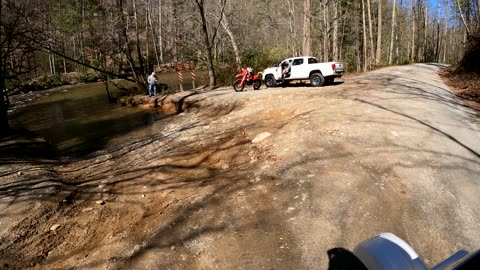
[233,79,245,92]
[253,79,261,90]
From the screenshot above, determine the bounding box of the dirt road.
[1,64,479,269]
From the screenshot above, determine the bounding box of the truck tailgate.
[334,62,344,76]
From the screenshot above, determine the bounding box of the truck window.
[308,58,318,64]
[293,58,304,66]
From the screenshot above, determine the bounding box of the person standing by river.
[147,72,158,96]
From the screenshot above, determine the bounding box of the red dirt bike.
[233,67,262,92]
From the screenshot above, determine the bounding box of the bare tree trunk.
[395,31,398,64]
[340,1,349,61]
[286,0,297,56]
[436,24,441,62]
[72,36,77,71]
[388,0,396,65]
[332,0,338,59]
[376,0,382,66]
[424,6,428,62]
[194,0,227,87]
[118,0,146,91]
[52,52,56,74]
[48,51,53,75]
[220,17,241,69]
[133,0,146,75]
[411,0,415,62]
[158,0,164,63]
[79,38,85,72]
[355,1,361,72]
[435,5,441,62]
[303,0,312,56]
[80,1,86,72]
[172,1,179,63]
[323,0,329,62]
[443,4,448,63]
[147,0,160,68]
[366,0,374,67]
[457,0,472,36]
[145,8,150,71]
[195,0,214,86]
[362,0,368,71]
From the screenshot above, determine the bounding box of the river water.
[10,82,167,157]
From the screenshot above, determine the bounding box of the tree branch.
[30,37,128,79]
[210,0,227,47]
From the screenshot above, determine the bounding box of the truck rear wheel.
[310,73,325,87]
[265,75,276,88]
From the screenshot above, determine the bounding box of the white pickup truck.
[261,56,344,87]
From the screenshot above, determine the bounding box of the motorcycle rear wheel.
[253,79,261,90]
[233,79,245,92]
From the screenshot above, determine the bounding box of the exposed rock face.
[118,90,205,114]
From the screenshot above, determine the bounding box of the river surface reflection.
[10,82,167,157]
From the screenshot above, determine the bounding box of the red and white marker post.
[175,62,197,91]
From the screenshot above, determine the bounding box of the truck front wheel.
[310,73,325,87]
[265,75,276,88]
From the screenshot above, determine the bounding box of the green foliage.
[36,74,63,89]
[242,47,290,71]
[12,72,102,93]
[340,47,359,73]
[214,65,237,87]
[50,74,62,86]
[401,59,411,65]
[78,73,98,83]
[15,74,63,93]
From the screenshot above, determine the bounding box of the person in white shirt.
[147,72,158,96]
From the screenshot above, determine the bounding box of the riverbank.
[117,89,210,114]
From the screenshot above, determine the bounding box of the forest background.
[1,0,479,135]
